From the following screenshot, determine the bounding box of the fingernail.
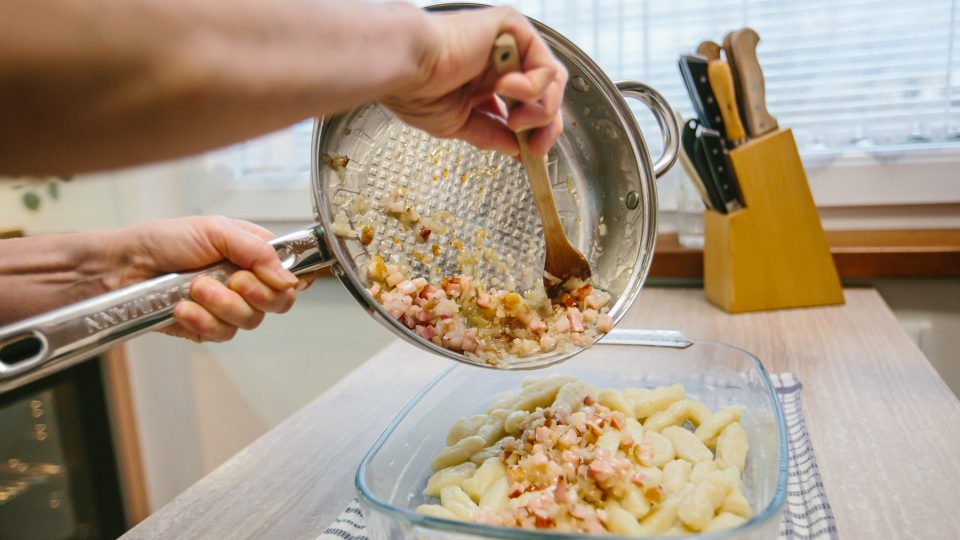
[275,263,299,286]
[190,275,211,295]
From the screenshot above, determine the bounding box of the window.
[508,0,960,154]
[203,0,960,221]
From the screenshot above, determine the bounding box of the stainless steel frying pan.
[0,4,679,393]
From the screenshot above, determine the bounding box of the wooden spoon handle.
[490,34,566,240]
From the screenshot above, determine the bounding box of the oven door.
[0,355,127,539]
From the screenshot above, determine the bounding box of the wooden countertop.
[651,229,960,279]
[122,288,960,539]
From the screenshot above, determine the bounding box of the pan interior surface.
[313,26,657,369]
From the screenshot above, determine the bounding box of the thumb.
[204,218,298,290]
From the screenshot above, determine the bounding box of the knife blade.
[682,119,727,213]
[678,54,725,133]
[698,127,744,212]
[696,40,722,61]
[707,59,747,146]
[676,114,717,212]
[724,28,778,137]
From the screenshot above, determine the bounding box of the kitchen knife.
[682,119,727,213]
[678,54,725,133]
[724,28,778,137]
[675,113,716,212]
[696,40,722,61]
[698,127,744,212]
[707,59,747,146]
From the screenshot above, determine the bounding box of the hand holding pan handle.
[0,225,332,389]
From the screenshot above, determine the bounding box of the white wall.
[123,279,393,509]
[868,279,960,398]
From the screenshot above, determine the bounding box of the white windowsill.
[194,146,960,227]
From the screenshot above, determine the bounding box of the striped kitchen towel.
[319,373,837,540]
[769,373,838,539]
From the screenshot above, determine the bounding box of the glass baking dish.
[355,333,788,539]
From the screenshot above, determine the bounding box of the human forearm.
[0,233,114,324]
[0,218,302,341]
[0,0,429,175]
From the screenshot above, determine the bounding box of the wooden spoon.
[490,33,592,290]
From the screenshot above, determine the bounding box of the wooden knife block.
[703,128,844,312]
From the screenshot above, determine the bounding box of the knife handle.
[726,28,778,137]
[707,60,747,145]
[722,31,744,124]
[675,112,714,211]
[696,40,722,61]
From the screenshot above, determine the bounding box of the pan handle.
[0,225,331,385]
[616,81,680,179]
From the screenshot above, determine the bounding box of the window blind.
[508,0,960,155]
[213,0,960,182]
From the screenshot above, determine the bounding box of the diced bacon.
[418,325,437,340]
[395,279,417,296]
[584,293,609,310]
[403,306,422,327]
[570,504,593,520]
[596,313,614,332]
[476,292,492,308]
[567,307,585,333]
[530,453,549,467]
[434,299,458,318]
[560,429,579,447]
[554,476,569,504]
[587,459,615,482]
[528,319,548,333]
[442,277,464,297]
[418,284,437,299]
[461,332,481,353]
[534,514,554,528]
[385,271,405,288]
